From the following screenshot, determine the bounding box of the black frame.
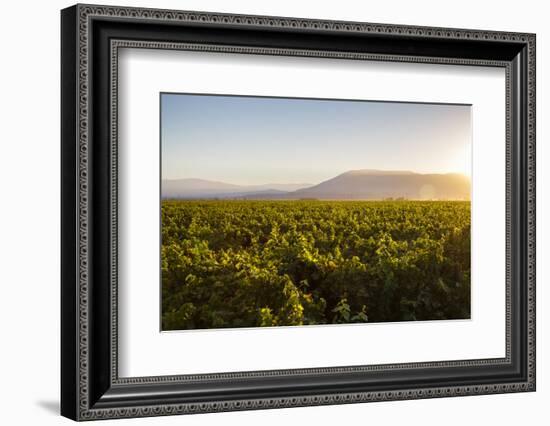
[61,4,536,421]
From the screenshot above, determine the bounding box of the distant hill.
[291,170,470,200]
[161,178,312,199]
[162,170,470,200]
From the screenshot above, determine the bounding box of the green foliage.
[161,200,471,330]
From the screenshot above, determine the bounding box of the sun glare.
[451,144,471,176]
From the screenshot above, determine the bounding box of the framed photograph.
[61,4,536,421]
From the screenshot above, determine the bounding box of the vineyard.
[161,200,471,330]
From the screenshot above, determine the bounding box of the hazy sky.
[161,93,471,185]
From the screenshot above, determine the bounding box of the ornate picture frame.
[61,4,535,421]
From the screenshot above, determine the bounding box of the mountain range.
[161,178,313,199]
[162,170,471,200]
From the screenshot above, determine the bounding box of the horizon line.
[162,169,471,187]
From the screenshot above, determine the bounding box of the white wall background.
[0,0,546,424]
